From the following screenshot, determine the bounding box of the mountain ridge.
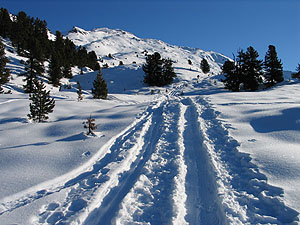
[66,26,230,76]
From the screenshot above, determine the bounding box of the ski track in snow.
[1,84,299,224]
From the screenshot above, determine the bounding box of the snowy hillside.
[67,27,229,77]
[0,27,300,225]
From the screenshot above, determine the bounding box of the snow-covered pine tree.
[0,39,10,92]
[83,115,97,135]
[28,79,55,122]
[200,58,210,74]
[77,81,83,101]
[264,45,283,87]
[92,69,108,99]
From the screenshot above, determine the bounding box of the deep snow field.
[0,28,300,224]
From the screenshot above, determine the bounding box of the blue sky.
[1,0,299,71]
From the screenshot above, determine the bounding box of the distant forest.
[0,7,100,86]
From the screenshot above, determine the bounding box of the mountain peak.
[69,26,89,35]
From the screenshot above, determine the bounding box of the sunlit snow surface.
[0,29,299,224]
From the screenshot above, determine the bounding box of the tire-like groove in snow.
[36,100,165,225]
[192,96,299,224]
[82,101,165,225]
[181,97,227,225]
[115,98,188,225]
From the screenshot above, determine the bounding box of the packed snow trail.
[0,94,298,224]
[181,98,226,225]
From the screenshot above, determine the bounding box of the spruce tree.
[62,64,72,79]
[241,46,263,91]
[11,11,32,55]
[23,56,45,93]
[0,8,12,38]
[48,52,62,87]
[0,40,10,87]
[143,52,163,86]
[77,81,83,101]
[200,58,210,74]
[264,45,283,87]
[87,51,99,70]
[162,58,176,85]
[143,52,176,87]
[28,79,55,122]
[92,69,108,99]
[77,46,88,74]
[221,60,240,92]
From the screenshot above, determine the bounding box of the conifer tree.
[87,51,99,70]
[77,81,83,101]
[143,52,176,87]
[23,55,45,93]
[77,46,88,74]
[28,79,55,122]
[264,45,283,87]
[200,58,210,74]
[143,52,163,86]
[62,64,72,79]
[0,39,10,88]
[222,47,263,92]
[0,8,12,38]
[221,60,240,91]
[11,11,31,55]
[162,58,176,85]
[241,46,263,91]
[48,52,62,87]
[92,69,108,99]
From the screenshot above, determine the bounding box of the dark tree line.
[0,8,100,88]
[222,45,283,91]
[143,52,176,87]
[0,39,10,93]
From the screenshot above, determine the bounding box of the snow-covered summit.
[67,26,230,76]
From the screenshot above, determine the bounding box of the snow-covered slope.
[67,27,229,78]
[0,27,299,225]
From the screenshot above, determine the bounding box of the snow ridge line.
[192,96,299,224]
[114,98,188,225]
[0,99,163,217]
